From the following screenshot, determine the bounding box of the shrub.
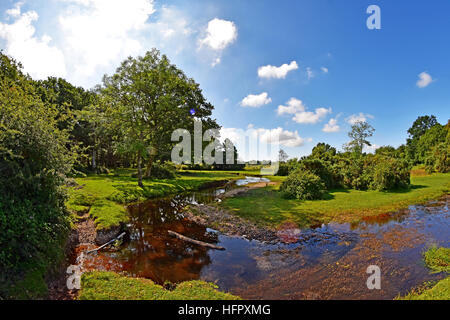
[147,162,177,179]
[297,159,335,189]
[425,141,449,174]
[335,156,369,190]
[369,156,411,191]
[280,170,327,200]
[0,53,72,296]
[276,159,300,176]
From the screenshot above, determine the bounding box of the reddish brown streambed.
[75,180,449,300]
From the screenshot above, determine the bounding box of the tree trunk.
[168,231,225,250]
[92,149,97,170]
[137,150,143,188]
[144,153,155,178]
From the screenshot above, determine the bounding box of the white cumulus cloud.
[293,107,331,124]
[241,92,272,108]
[278,98,331,124]
[323,118,340,133]
[198,18,237,66]
[364,144,380,154]
[416,71,433,88]
[255,127,307,148]
[321,66,329,73]
[258,61,298,79]
[346,113,374,125]
[0,4,66,79]
[277,98,305,115]
[199,18,237,50]
[0,1,199,87]
[220,126,309,155]
[58,0,155,79]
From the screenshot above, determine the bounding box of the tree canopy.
[101,49,219,186]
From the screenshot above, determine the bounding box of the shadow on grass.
[381,184,428,194]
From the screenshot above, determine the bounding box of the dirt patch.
[186,205,279,243]
[219,182,277,199]
[47,215,97,300]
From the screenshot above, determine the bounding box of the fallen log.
[168,230,225,251]
[86,232,126,254]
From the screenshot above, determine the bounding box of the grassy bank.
[398,247,449,300]
[67,169,245,230]
[78,271,240,300]
[221,173,450,228]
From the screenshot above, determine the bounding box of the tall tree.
[406,115,438,164]
[346,121,375,154]
[278,149,289,162]
[102,49,219,187]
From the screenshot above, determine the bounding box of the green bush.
[276,159,300,176]
[425,141,449,174]
[280,170,327,200]
[147,162,177,179]
[335,156,370,190]
[298,159,335,189]
[0,53,72,297]
[370,157,411,190]
[133,162,177,179]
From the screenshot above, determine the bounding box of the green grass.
[398,278,450,300]
[397,246,449,300]
[78,271,240,300]
[424,246,450,273]
[67,169,245,230]
[221,173,450,228]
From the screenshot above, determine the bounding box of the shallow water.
[84,180,449,300]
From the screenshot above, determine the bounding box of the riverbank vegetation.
[222,173,449,228]
[222,116,449,228]
[0,54,73,299]
[78,271,240,300]
[67,169,245,231]
[398,246,449,300]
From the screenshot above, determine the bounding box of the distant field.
[221,173,450,228]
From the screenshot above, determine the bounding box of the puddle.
[80,179,449,299]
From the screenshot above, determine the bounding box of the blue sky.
[1,0,449,159]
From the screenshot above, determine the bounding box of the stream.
[78,177,449,300]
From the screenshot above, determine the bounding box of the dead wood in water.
[86,232,126,254]
[168,230,225,250]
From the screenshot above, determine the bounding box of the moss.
[424,246,450,273]
[397,246,449,300]
[78,271,240,300]
[398,278,449,300]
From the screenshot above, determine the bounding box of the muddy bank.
[186,204,278,243]
[47,214,97,300]
[184,179,279,243]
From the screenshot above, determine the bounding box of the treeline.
[278,118,449,200]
